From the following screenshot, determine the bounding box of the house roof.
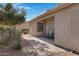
[29,3,72,22]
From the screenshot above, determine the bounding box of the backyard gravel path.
[0,34,78,56]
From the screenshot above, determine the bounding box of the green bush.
[0,26,22,50]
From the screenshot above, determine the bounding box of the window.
[37,23,43,32]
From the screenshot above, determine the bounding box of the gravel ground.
[0,34,78,56]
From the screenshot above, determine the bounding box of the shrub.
[0,26,22,50]
[11,41,22,50]
[10,28,22,50]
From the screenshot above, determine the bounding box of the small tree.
[0,3,26,50]
[0,3,26,26]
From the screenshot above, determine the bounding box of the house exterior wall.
[55,4,79,52]
[29,17,54,36]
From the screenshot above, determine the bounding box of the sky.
[13,3,58,21]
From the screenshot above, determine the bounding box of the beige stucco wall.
[16,22,29,31]
[55,4,79,52]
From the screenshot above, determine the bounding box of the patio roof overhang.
[29,3,72,23]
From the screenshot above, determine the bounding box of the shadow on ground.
[0,35,77,56]
[0,38,53,56]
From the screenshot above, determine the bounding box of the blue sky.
[13,3,58,21]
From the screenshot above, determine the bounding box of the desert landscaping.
[0,32,77,56]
